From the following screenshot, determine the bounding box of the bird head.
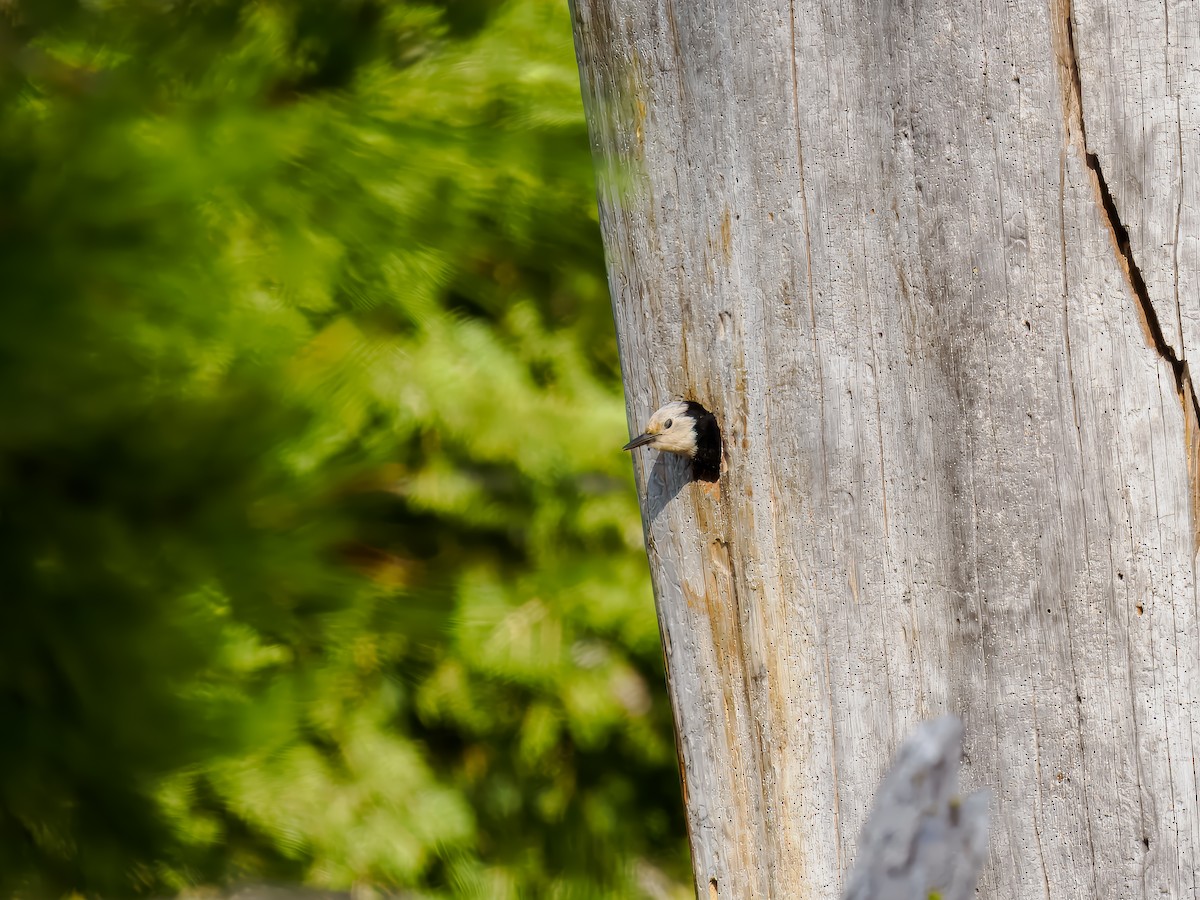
[622,401,698,458]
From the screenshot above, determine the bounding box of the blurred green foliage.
[0,1,688,896]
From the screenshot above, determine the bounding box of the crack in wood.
[1085,150,1200,435]
[1054,0,1200,551]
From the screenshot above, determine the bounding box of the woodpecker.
[622,400,721,482]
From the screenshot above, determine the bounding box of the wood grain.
[569,0,1200,895]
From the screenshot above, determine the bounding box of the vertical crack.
[1051,0,1200,551]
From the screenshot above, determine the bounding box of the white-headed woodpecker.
[622,400,721,482]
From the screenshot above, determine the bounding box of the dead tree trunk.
[570,0,1200,897]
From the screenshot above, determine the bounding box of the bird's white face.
[622,401,697,456]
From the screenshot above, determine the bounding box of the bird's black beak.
[622,432,656,451]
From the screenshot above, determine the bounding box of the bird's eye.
[663,418,673,429]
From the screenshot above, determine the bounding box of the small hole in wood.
[1143,836,1151,850]
[1136,604,1144,616]
[708,878,719,899]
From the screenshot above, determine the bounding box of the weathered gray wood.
[1072,0,1200,367]
[570,0,1200,897]
[843,716,989,900]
